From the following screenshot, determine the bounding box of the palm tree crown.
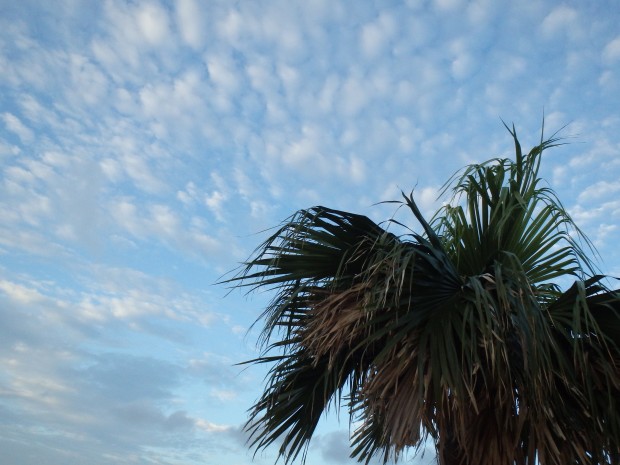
[225,125,620,465]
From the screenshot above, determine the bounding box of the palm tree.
[225,124,620,465]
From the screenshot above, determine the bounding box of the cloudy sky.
[1,0,620,464]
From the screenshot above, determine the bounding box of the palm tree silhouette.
[225,124,620,465]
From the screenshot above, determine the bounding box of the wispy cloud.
[0,266,253,464]
[603,35,620,64]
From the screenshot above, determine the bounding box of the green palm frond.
[431,123,595,284]
[224,124,620,465]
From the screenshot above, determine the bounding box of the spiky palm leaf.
[225,125,620,465]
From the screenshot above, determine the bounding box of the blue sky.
[1,1,620,464]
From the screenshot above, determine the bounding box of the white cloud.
[176,174,230,223]
[258,7,305,59]
[540,111,566,134]
[317,430,352,464]
[177,181,198,205]
[230,325,246,335]
[121,151,167,193]
[317,74,340,113]
[594,223,618,247]
[0,270,225,376]
[246,56,276,95]
[18,94,53,126]
[67,54,109,107]
[578,180,620,203]
[175,0,205,48]
[568,136,620,172]
[449,39,475,80]
[1,142,109,251]
[282,124,322,168]
[205,191,227,221]
[109,195,231,262]
[434,0,464,12]
[1,34,65,92]
[216,8,244,45]
[570,199,620,225]
[99,155,124,181]
[196,419,233,433]
[495,55,527,81]
[277,63,301,98]
[466,0,498,24]
[111,199,176,240]
[599,70,615,88]
[451,53,474,80]
[360,13,397,58]
[249,199,272,221]
[136,3,171,46]
[206,53,241,95]
[552,165,568,185]
[0,139,20,159]
[602,35,620,64]
[4,165,35,187]
[379,184,441,221]
[541,5,578,37]
[10,190,53,226]
[89,0,176,83]
[339,126,359,146]
[416,186,442,215]
[0,280,47,305]
[150,204,180,237]
[96,2,146,67]
[339,73,370,116]
[139,70,205,119]
[113,87,139,115]
[347,156,366,184]
[2,112,34,143]
[102,292,210,327]
[0,299,238,463]
[209,389,238,402]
